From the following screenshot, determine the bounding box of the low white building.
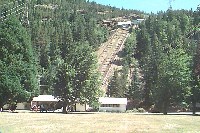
[31,95,59,106]
[117,21,132,26]
[75,103,90,112]
[99,97,127,112]
[31,95,60,111]
[117,21,132,29]
[31,95,91,112]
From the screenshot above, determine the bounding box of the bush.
[138,108,146,113]
[126,108,139,113]
[99,110,107,112]
[126,108,146,113]
[126,110,134,113]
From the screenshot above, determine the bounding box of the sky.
[89,0,199,13]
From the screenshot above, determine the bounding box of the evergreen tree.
[190,6,200,115]
[0,16,39,109]
[135,10,195,114]
[156,47,191,114]
[108,70,121,97]
[127,63,143,101]
[108,68,128,98]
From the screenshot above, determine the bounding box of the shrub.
[126,108,146,113]
[126,108,139,113]
[138,108,146,113]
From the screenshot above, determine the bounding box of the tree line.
[108,8,200,114]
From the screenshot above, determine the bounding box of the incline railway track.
[97,28,129,94]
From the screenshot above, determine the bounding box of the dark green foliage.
[122,31,144,100]
[190,7,200,114]
[53,42,102,113]
[0,16,39,108]
[107,71,119,97]
[118,7,200,114]
[127,62,143,101]
[0,0,144,111]
[108,67,128,98]
[23,0,140,112]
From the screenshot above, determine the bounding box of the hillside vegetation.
[120,8,200,114]
[0,0,142,113]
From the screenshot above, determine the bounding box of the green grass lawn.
[0,111,200,133]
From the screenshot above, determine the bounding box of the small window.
[113,104,120,107]
[101,104,120,107]
[101,104,108,107]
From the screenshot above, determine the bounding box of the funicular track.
[97,28,129,93]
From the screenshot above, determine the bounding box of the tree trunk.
[163,111,167,115]
[62,102,67,114]
[0,103,3,112]
[192,101,196,115]
[0,106,3,112]
[144,87,151,107]
[163,101,168,115]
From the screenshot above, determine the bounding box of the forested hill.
[27,0,143,95]
[119,8,200,114]
[0,0,200,115]
[28,0,142,48]
[0,0,143,112]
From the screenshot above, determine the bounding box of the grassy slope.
[0,112,200,133]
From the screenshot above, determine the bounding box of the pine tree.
[108,70,121,97]
[0,16,39,109]
[108,68,128,98]
[127,64,143,100]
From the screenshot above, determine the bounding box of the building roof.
[117,21,132,26]
[32,95,59,102]
[102,20,112,23]
[99,97,127,105]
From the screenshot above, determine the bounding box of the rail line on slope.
[97,28,129,93]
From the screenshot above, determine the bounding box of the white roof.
[137,19,145,21]
[117,21,132,26]
[99,97,127,105]
[32,95,59,102]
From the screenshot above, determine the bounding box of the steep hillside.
[0,0,144,109]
